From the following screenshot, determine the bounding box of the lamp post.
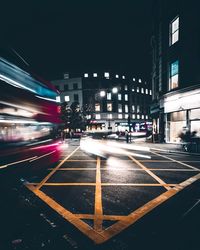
[128,115,131,142]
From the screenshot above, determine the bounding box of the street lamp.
[100,90,106,97]
[112,87,118,94]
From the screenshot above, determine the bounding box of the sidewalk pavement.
[108,135,199,155]
[131,138,200,155]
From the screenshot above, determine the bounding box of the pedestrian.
[125,130,129,143]
[69,130,72,140]
[61,130,65,142]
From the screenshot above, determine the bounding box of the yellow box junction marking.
[129,155,171,190]
[94,157,103,232]
[25,145,200,245]
[35,146,80,190]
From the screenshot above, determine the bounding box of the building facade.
[52,75,83,107]
[151,0,200,143]
[52,71,152,133]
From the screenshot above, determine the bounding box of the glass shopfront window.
[168,111,186,143]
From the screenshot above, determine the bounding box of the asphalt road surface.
[1,139,200,250]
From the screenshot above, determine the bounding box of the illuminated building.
[151,0,200,143]
[52,71,152,132]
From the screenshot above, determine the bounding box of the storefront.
[164,86,200,143]
[86,120,106,131]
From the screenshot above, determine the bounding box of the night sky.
[1,0,153,81]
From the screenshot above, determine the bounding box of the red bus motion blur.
[0,56,62,172]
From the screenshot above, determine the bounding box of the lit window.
[141,88,144,94]
[125,105,128,113]
[124,85,128,90]
[137,114,140,119]
[107,103,112,111]
[65,95,70,102]
[141,115,144,119]
[132,114,135,119]
[118,104,122,113]
[64,73,69,79]
[137,87,139,93]
[169,60,179,90]
[116,74,119,78]
[122,75,125,79]
[139,79,142,83]
[84,73,88,77]
[150,90,152,95]
[118,94,122,100]
[107,92,111,100]
[132,88,135,92]
[93,73,97,77]
[86,115,91,119]
[145,89,148,94]
[118,114,123,119]
[132,105,135,112]
[146,115,148,119]
[107,114,112,119]
[56,96,61,102]
[170,16,179,46]
[137,105,140,113]
[96,114,101,119]
[125,114,129,119]
[112,87,118,93]
[133,78,135,81]
[125,94,128,101]
[104,72,109,78]
[95,103,100,111]
[100,90,106,97]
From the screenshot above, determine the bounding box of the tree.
[60,101,72,128]
[60,101,87,131]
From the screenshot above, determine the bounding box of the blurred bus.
[0,55,62,172]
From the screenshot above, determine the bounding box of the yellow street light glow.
[112,87,118,93]
[100,90,106,97]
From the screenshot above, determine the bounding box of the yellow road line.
[75,214,128,221]
[129,155,171,190]
[140,160,173,162]
[48,168,96,171]
[25,184,105,244]
[152,151,199,170]
[149,168,199,172]
[27,182,176,187]
[94,157,103,232]
[48,167,199,172]
[97,172,200,243]
[60,159,96,162]
[31,183,96,186]
[102,183,176,187]
[35,146,80,190]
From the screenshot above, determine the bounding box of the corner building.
[151,0,200,143]
[52,71,152,133]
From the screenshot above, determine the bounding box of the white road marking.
[29,150,56,162]
[0,156,37,169]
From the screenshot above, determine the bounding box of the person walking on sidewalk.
[125,130,129,143]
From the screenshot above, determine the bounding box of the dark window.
[74,94,79,101]
[73,83,78,90]
[64,84,68,91]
